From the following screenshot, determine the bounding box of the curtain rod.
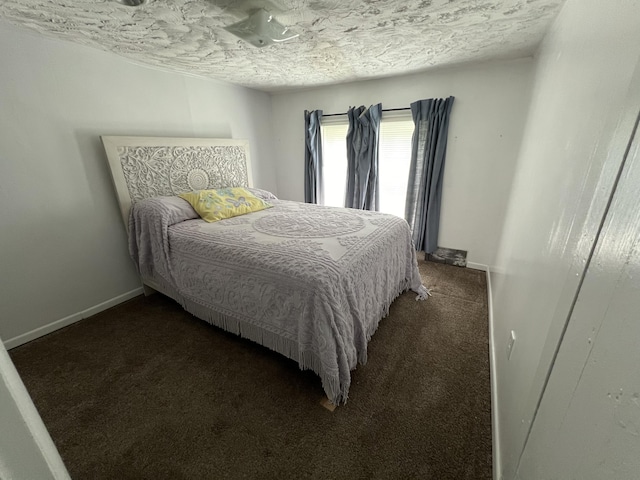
[322,107,410,118]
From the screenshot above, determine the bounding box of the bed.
[102,136,429,405]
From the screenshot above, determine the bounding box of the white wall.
[0,22,277,345]
[0,339,70,479]
[517,85,640,480]
[490,1,640,478]
[271,59,534,267]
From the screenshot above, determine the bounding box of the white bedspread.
[129,197,428,404]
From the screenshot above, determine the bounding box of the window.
[378,116,414,218]
[321,113,414,219]
[321,121,349,209]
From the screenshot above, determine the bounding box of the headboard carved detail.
[101,136,252,230]
[119,145,250,202]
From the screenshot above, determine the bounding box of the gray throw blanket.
[129,196,429,404]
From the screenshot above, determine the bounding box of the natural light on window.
[321,114,414,219]
[378,117,414,218]
[321,121,349,208]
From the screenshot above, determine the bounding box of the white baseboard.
[467,261,488,271]
[486,267,502,480]
[3,288,144,350]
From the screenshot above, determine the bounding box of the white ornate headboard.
[101,136,252,228]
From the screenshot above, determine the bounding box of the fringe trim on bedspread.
[143,275,347,404]
[415,285,432,300]
[356,279,430,365]
[185,299,349,405]
[144,275,429,405]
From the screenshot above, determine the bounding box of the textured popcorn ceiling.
[0,0,565,92]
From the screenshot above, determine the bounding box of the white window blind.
[321,121,349,208]
[378,117,414,218]
[321,113,414,218]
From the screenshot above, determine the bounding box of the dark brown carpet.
[10,261,492,480]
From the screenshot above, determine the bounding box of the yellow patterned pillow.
[179,187,272,223]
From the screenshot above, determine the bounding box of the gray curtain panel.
[405,97,455,253]
[344,103,382,210]
[304,109,323,204]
